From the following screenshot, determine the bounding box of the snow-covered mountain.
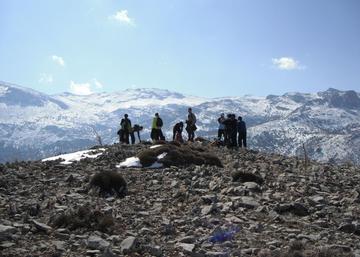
[1,81,359,164]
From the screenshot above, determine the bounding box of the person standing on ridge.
[217,113,225,141]
[173,121,184,142]
[120,114,132,144]
[237,116,247,148]
[223,114,232,146]
[151,113,164,141]
[230,114,238,147]
[186,108,197,142]
[223,114,237,147]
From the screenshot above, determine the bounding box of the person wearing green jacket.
[151,113,164,141]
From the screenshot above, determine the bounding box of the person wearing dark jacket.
[130,124,143,144]
[217,113,225,140]
[173,122,184,142]
[222,114,232,146]
[120,114,131,144]
[229,114,238,147]
[186,108,197,142]
[237,116,247,148]
[223,114,237,147]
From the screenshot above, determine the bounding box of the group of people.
[217,113,247,148]
[117,108,247,148]
[117,114,143,144]
[149,108,197,143]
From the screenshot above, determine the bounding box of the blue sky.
[0,0,359,97]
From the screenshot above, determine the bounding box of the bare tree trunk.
[91,127,103,146]
[303,143,309,171]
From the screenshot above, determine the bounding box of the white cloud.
[93,78,104,89]
[272,57,305,70]
[69,79,104,95]
[109,10,135,25]
[51,55,65,67]
[39,73,53,84]
[69,81,93,95]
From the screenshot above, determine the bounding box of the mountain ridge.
[0,81,359,164]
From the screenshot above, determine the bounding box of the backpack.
[156,118,163,127]
[121,119,130,131]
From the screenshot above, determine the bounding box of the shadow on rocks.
[258,241,354,257]
[231,170,264,185]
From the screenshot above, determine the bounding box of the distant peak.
[325,87,340,93]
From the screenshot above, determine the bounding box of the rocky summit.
[1,142,360,257]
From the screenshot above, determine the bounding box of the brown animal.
[90,171,127,197]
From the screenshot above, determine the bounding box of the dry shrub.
[51,204,115,232]
[90,170,127,197]
[137,145,170,167]
[137,144,223,168]
[231,171,264,185]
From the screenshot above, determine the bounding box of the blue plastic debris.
[209,226,240,243]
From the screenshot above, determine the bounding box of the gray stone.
[120,236,137,254]
[144,245,163,257]
[0,224,17,240]
[274,202,309,216]
[291,203,310,216]
[0,242,16,249]
[353,249,360,257]
[100,247,120,257]
[328,244,352,252]
[205,251,229,257]
[177,243,195,253]
[32,220,52,233]
[53,240,66,251]
[266,240,282,247]
[87,235,111,250]
[54,231,70,240]
[209,180,220,191]
[243,182,261,192]
[201,205,214,216]
[296,234,320,241]
[338,222,356,234]
[178,235,196,243]
[237,196,260,209]
[201,195,217,204]
[309,195,325,204]
[86,250,101,255]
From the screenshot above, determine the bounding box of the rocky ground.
[1,142,360,257]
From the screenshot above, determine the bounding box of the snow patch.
[150,145,162,149]
[117,156,142,168]
[149,162,163,168]
[42,148,105,164]
[117,152,167,168]
[0,85,8,96]
[157,152,167,159]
